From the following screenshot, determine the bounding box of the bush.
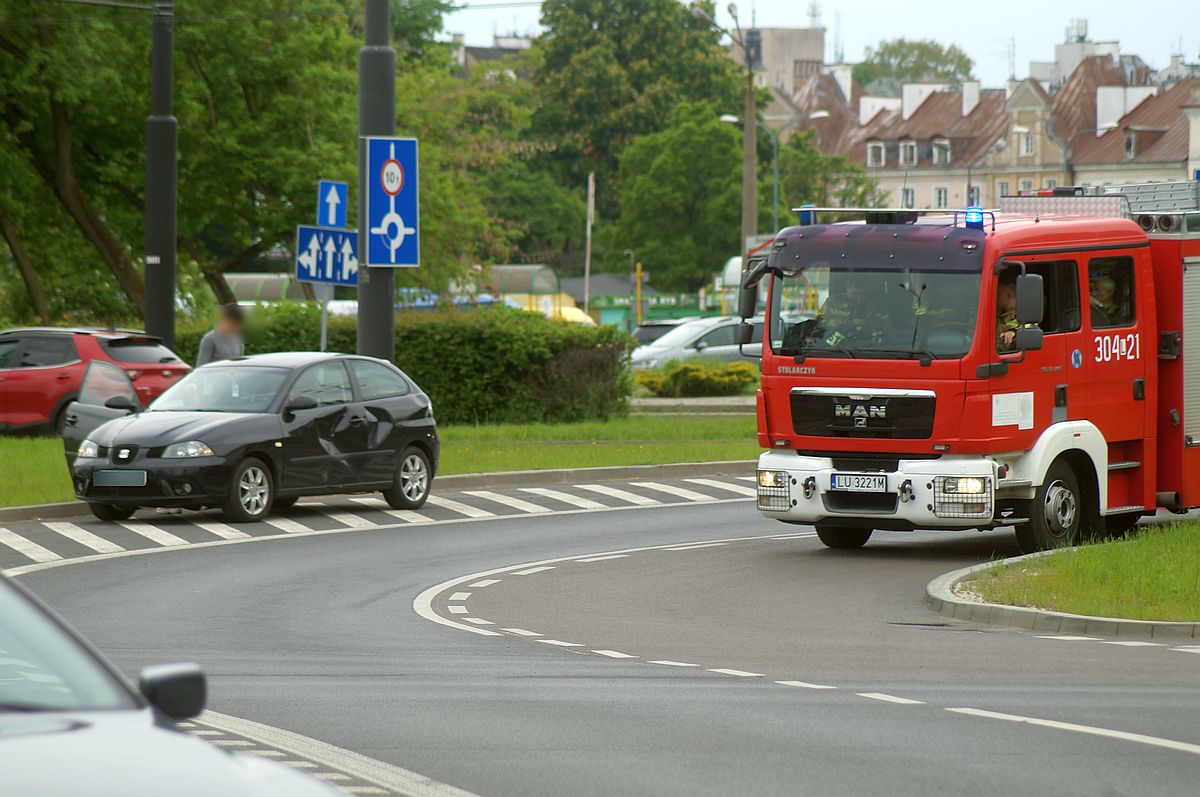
[645,360,759,398]
[176,303,632,424]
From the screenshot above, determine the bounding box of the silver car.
[631,316,762,370]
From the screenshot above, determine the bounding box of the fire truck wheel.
[1103,511,1142,539]
[815,526,873,549]
[1016,460,1085,553]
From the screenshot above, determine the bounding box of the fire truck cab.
[742,182,1200,553]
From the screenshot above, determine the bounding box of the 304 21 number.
[1094,332,1139,363]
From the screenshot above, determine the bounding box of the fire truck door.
[1081,254,1146,445]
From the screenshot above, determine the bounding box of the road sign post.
[364,137,419,268]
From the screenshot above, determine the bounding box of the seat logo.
[117,448,132,461]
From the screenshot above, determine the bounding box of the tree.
[852,38,974,88]
[614,103,740,291]
[532,0,741,214]
[777,129,880,214]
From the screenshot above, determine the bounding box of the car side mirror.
[693,341,708,351]
[284,395,318,412]
[1015,273,1044,326]
[1015,326,1044,352]
[139,663,206,720]
[104,395,138,413]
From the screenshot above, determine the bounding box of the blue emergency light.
[964,206,985,228]
[797,204,816,226]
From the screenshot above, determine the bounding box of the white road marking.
[647,660,699,667]
[1172,647,1200,654]
[664,542,728,551]
[212,739,256,747]
[575,484,660,506]
[197,710,481,796]
[629,481,715,503]
[44,522,125,554]
[858,692,925,705]
[116,520,189,547]
[501,628,541,637]
[189,520,249,540]
[0,527,62,563]
[1034,635,1102,641]
[770,533,818,540]
[575,554,629,563]
[313,508,377,529]
[247,750,286,758]
[349,498,434,523]
[518,487,606,510]
[776,680,837,690]
[708,668,763,677]
[260,516,311,534]
[461,490,551,514]
[447,606,469,614]
[592,650,637,659]
[189,729,223,736]
[469,579,501,588]
[946,707,1200,756]
[463,618,494,625]
[537,639,583,647]
[448,592,471,601]
[314,772,351,782]
[684,478,758,497]
[1100,640,1163,647]
[512,565,555,575]
[283,759,319,767]
[424,495,494,518]
[345,789,389,795]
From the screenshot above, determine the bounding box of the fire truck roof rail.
[785,207,998,231]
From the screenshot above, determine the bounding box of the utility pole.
[357,0,396,361]
[144,0,176,346]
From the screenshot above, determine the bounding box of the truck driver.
[996,275,1018,352]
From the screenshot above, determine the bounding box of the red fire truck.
[739,181,1200,553]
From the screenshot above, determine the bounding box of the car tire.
[1015,459,1087,553]
[273,497,298,511]
[815,525,872,549]
[384,447,432,510]
[89,503,136,522]
[221,457,274,523]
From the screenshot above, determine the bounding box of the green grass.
[0,416,759,507]
[965,523,1200,621]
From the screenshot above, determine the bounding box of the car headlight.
[77,439,99,459]
[163,440,214,458]
[758,470,788,488]
[942,476,986,495]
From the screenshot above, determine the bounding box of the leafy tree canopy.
[852,38,975,88]
[777,130,880,215]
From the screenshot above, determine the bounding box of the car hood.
[90,411,280,453]
[0,709,337,796]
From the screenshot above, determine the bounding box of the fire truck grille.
[822,491,898,514]
[791,393,935,439]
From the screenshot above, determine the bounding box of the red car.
[0,328,190,434]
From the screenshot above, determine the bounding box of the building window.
[1124,134,1136,160]
[1043,178,1057,189]
[899,140,917,167]
[901,187,916,209]
[1020,179,1034,193]
[934,187,949,208]
[867,141,884,168]
[932,138,951,165]
[968,185,981,206]
[1020,131,1035,157]
[997,180,1010,198]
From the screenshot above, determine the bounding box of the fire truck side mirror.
[1015,272,1044,326]
[1014,326,1043,352]
[737,284,757,319]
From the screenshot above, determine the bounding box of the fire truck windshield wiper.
[857,347,937,365]
[794,346,857,359]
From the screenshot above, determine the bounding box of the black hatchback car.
[62,352,439,523]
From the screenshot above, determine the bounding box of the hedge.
[176,303,633,424]
[635,360,759,397]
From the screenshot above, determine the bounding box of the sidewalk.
[631,396,755,416]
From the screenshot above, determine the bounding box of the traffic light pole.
[357,0,396,361]
[144,0,177,346]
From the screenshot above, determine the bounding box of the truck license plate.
[830,473,887,492]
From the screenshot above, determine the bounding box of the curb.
[925,551,1200,640]
[0,460,758,523]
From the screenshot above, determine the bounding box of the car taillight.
[126,369,142,380]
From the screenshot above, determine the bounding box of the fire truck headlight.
[758,470,788,488]
[943,476,986,495]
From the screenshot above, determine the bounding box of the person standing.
[196,304,245,366]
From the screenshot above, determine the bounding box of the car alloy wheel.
[239,464,270,516]
[401,453,428,502]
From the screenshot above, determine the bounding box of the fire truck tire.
[1103,511,1142,539]
[1015,460,1085,553]
[815,526,873,549]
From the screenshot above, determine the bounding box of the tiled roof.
[1071,78,1200,165]
[1050,55,1130,144]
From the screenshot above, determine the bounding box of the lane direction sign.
[317,180,348,228]
[295,225,358,286]
[364,136,419,267]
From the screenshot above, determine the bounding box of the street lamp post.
[623,248,636,331]
[722,115,777,235]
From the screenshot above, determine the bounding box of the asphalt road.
[14,490,1200,796]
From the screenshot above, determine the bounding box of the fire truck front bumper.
[754,450,999,530]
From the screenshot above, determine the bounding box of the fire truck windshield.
[769,267,980,360]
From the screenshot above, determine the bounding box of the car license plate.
[830,473,887,492]
[93,470,148,487]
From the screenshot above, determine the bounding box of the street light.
[693,3,758,257]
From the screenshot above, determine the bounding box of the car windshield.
[149,366,288,413]
[99,337,180,364]
[769,267,981,360]
[0,582,135,712]
[633,324,680,345]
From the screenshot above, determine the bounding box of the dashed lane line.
[776,681,838,690]
[116,520,189,547]
[592,650,638,659]
[447,606,468,614]
[463,618,494,625]
[43,521,125,554]
[574,484,660,506]
[537,639,584,647]
[664,542,728,551]
[647,660,699,667]
[684,478,758,497]
[461,490,552,515]
[708,668,763,677]
[468,579,501,588]
[629,481,716,503]
[1100,641,1164,647]
[0,527,62,563]
[518,487,607,510]
[448,592,471,601]
[502,628,541,636]
[575,554,629,563]
[512,565,555,575]
[424,494,495,518]
[946,707,1200,757]
[858,692,925,705]
[1034,635,1102,641]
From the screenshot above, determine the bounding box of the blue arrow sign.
[317,180,348,228]
[295,225,358,286]
[364,136,419,267]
